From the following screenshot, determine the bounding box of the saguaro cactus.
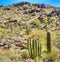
[47,31,51,53]
[28,38,42,59]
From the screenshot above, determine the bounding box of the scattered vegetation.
[0,2,60,62]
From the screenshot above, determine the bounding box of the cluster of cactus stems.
[47,31,51,53]
[28,38,42,59]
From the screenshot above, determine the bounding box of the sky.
[0,0,60,7]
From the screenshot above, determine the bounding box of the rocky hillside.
[0,2,60,49]
[0,2,60,62]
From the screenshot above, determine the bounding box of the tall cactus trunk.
[47,31,51,53]
[28,38,42,59]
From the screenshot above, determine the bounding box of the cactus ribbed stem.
[28,38,42,59]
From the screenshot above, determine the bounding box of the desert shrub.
[53,32,60,49]
[0,56,12,62]
[4,48,15,57]
[46,48,59,62]
[31,19,40,29]
[21,49,29,59]
[0,27,6,39]
[44,9,52,14]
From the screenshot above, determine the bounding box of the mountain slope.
[0,2,60,49]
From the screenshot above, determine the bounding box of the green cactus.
[47,31,51,53]
[28,38,42,59]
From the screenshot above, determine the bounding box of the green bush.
[0,56,12,62]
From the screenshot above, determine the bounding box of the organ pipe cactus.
[47,31,51,53]
[28,38,42,59]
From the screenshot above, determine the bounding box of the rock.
[25,59,35,62]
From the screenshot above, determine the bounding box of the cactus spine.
[28,38,42,59]
[47,31,51,53]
